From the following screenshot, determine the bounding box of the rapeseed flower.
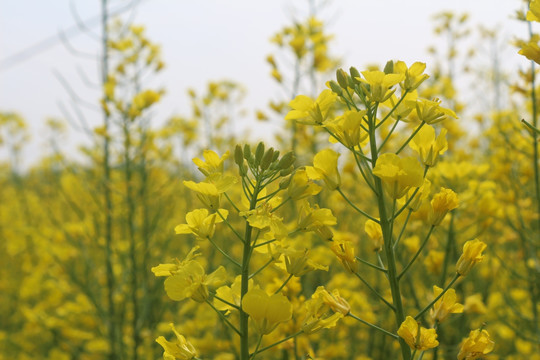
[428,187,458,226]
[456,239,487,276]
[156,323,198,360]
[372,153,424,199]
[174,208,229,241]
[306,148,341,190]
[397,316,439,351]
[457,329,495,360]
[164,261,227,302]
[242,288,292,335]
[409,125,448,166]
[430,286,463,323]
[285,89,337,125]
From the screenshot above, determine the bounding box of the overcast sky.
[0,0,530,167]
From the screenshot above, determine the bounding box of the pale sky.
[0,0,530,167]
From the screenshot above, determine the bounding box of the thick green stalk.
[368,106,411,360]
[240,180,261,360]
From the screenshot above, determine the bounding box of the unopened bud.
[336,69,349,88]
[255,142,265,165]
[260,148,274,170]
[329,81,343,95]
[383,60,394,74]
[280,165,294,176]
[234,145,243,165]
[278,152,295,170]
[279,175,292,189]
[349,67,360,81]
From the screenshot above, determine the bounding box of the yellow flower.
[358,70,405,102]
[457,329,495,360]
[428,187,458,226]
[281,248,328,277]
[364,219,383,252]
[174,208,229,241]
[330,238,357,273]
[415,98,457,124]
[240,200,287,239]
[324,110,368,149]
[285,89,337,125]
[456,239,487,276]
[372,153,424,199]
[527,0,540,22]
[183,173,237,210]
[286,169,322,201]
[518,41,540,64]
[192,150,229,176]
[164,261,227,302]
[317,286,350,316]
[305,148,341,190]
[409,125,448,166]
[129,89,161,118]
[302,287,345,334]
[242,288,292,335]
[156,323,198,360]
[151,246,201,277]
[430,286,463,323]
[214,275,253,315]
[297,203,337,232]
[401,178,431,212]
[397,316,439,351]
[394,61,429,91]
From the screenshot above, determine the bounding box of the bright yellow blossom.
[456,239,487,276]
[164,261,227,302]
[457,329,495,360]
[409,125,448,166]
[305,148,341,190]
[330,238,357,273]
[174,208,229,241]
[358,70,404,102]
[280,248,328,277]
[214,275,252,314]
[285,89,337,125]
[428,187,458,226]
[192,150,229,176]
[183,173,237,210]
[324,110,368,148]
[372,153,424,199]
[286,169,321,200]
[527,0,540,22]
[302,287,345,334]
[394,61,429,91]
[297,203,337,232]
[364,219,383,251]
[518,41,540,64]
[317,286,351,316]
[397,316,439,351]
[156,323,198,360]
[242,288,292,335]
[151,246,201,277]
[430,286,463,323]
[401,178,431,212]
[415,98,457,124]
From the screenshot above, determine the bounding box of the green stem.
[353,271,395,311]
[348,313,398,339]
[216,209,245,242]
[398,226,435,280]
[337,187,379,223]
[396,122,426,155]
[274,274,293,294]
[378,117,400,153]
[249,258,274,279]
[251,331,303,356]
[439,213,455,287]
[250,335,263,360]
[368,106,411,360]
[206,299,242,336]
[394,209,412,250]
[213,294,240,310]
[207,236,242,268]
[355,256,387,273]
[376,89,409,129]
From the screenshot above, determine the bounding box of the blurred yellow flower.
[415,98,457,124]
[192,150,229,176]
[364,219,383,251]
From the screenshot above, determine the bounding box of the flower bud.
[336,68,349,88]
